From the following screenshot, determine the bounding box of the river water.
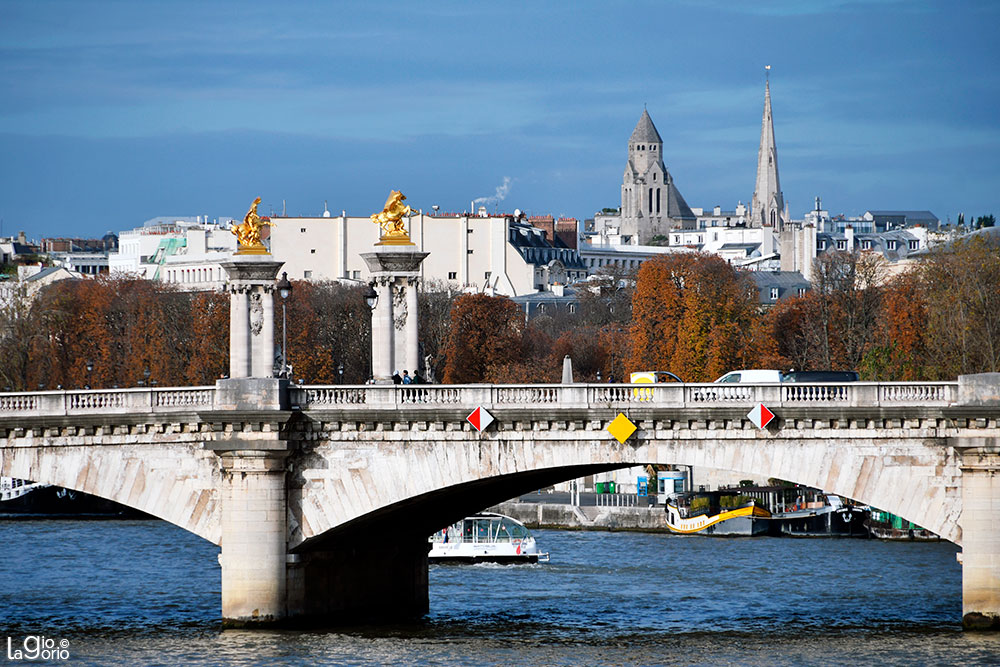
[2,519,998,666]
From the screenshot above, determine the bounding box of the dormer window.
[862,240,872,250]
[837,240,847,250]
[887,240,898,251]
[908,240,919,250]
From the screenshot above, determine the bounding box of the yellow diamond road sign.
[607,413,637,444]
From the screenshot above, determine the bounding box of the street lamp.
[85,360,93,390]
[364,282,378,383]
[276,272,293,378]
[338,363,344,385]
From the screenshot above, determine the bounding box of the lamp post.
[276,272,292,378]
[85,360,93,390]
[364,282,378,382]
[337,363,344,385]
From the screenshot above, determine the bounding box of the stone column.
[373,278,394,381]
[361,247,428,384]
[961,447,1000,630]
[251,285,276,377]
[405,277,419,374]
[229,287,250,378]
[217,447,290,627]
[220,256,284,379]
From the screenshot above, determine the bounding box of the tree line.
[439,233,1000,383]
[0,232,996,390]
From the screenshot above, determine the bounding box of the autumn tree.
[282,281,370,383]
[920,233,1000,376]
[860,271,928,380]
[186,290,230,384]
[628,253,761,382]
[442,293,524,383]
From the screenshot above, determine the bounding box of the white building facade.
[267,210,586,297]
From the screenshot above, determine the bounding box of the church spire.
[750,69,785,229]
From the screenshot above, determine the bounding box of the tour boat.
[429,512,549,563]
[665,499,772,536]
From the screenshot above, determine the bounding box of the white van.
[714,369,783,383]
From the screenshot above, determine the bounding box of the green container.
[608,481,616,493]
[596,482,606,494]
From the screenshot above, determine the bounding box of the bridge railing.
[0,387,215,418]
[294,381,959,411]
[0,382,960,418]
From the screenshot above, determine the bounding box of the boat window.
[508,521,528,539]
[463,519,475,541]
[475,518,492,542]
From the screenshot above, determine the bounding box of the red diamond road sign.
[747,403,775,430]
[467,406,495,432]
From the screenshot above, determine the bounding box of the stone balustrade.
[0,381,962,418]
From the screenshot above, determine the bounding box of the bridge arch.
[1,441,220,545]
[291,427,963,551]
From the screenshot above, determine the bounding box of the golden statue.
[231,196,275,254]
[370,190,416,245]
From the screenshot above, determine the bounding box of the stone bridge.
[1,375,998,629]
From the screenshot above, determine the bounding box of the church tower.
[620,109,696,243]
[750,70,787,229]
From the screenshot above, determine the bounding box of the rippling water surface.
[2,519,998,665]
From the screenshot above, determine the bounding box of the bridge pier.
[217,447,291,627]
[961,446,1000,630]
[286,537,430,625]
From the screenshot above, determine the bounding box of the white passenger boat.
[429,512,549,564]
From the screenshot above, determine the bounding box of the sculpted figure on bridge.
[370,190,416,245]
[231,196,275,254]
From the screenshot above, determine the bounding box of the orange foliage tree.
[442,293,525,383]
[628,253,761,382]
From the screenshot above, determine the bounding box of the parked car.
[714,370,783,383]
[629,371,683,401]
[782,371,860,382]
[629,371,684,384]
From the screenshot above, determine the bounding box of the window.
[656,188,661,214]
[653,173,657,182]
[887,240,897,250]
[770,287,779,301]
[467,249,474,254]
[304,270,313,279]
[569,304,577,314]
[467,228,473,233]
[448,272,457,280]
[484,271,491,280]
[818,241,826,250]
[862,240,872,250]
[300,228,306,233]
[797,288,807,297]
[352,271,360,279]
[837,240,847,250]
[908,240,919,250]
[310,249,316,254]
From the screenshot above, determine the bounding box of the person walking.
[392,371,402,384]
[402,370,412,384]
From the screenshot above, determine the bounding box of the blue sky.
[2,0,998,239]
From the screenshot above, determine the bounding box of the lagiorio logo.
[7,636,70,661]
